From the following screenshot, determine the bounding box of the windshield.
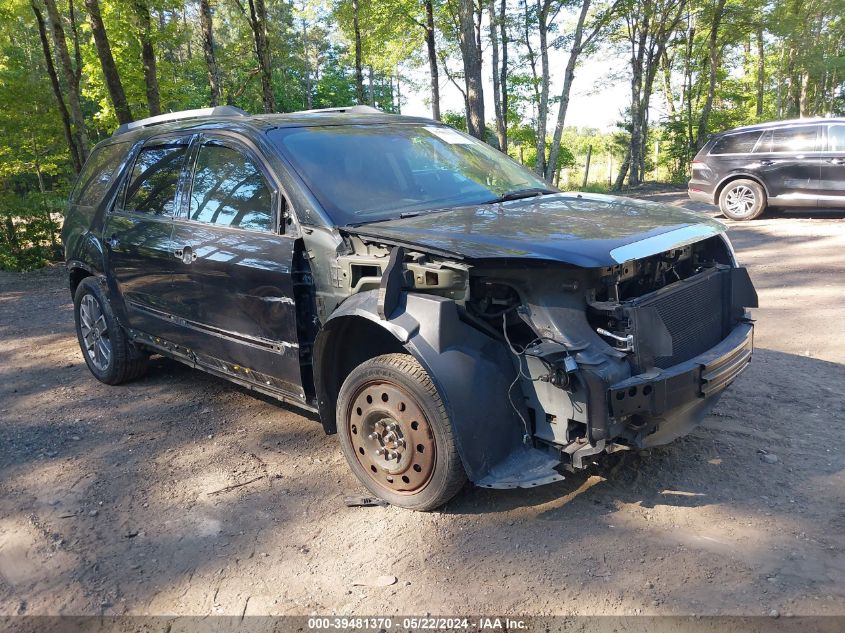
[269,124,552,226]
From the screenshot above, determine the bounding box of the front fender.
[316,290,562,487]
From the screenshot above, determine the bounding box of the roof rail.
[113,106,248,136]
[293,105,383,115]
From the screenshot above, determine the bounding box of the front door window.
[187,142,273,232]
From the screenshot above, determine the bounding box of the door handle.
[828,158,845,165]
[107,235,120,249]
[174,246,197,265]
[759,159,775,166]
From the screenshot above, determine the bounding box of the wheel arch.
[715,173,769,205]
[313,289,561,486]
[69,265,94,297]
[313,311,409,435]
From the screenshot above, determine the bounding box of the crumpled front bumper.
[607,319,754,447]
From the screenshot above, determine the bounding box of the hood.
[346,192,726,268]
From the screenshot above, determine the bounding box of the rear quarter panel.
[63,140,137,276]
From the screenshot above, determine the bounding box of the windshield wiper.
[495,187,556,202]
[346,211,423,227]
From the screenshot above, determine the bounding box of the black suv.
[689,117,845,220]
[63,106,757,510]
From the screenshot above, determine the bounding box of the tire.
[73,277,148,385]
[718,178,767,221]
[336,353,467,511]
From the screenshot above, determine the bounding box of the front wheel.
[336,353,467,511]
[74,277,147,385]
[719,179,767,221]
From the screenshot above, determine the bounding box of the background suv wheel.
[719,179,767,220]
[73,277,148,385]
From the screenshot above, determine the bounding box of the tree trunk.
[42,0,89,159]
[629,64,643,186]
[458,0,485,139]
[246,0,275,112]
[199,0,222,106]
[661,51,676,118]
[133,0,161,116]
[694,0,726,149]
[425,0,440,120]
[786,47,799,116]
[488,0,505,150]
[352,0,364,105]
[628,8,648,188]
[84,0,133,124]
[755,26,764,118]
[68,0,83,87]
[534,0,551,176]
[368,66,375,106]
[800,72,810,117]
[614,148,630,190]
[32,2,82,173]
[301,15,312,109]
[498,0,508,151]
[395,67,402,114]
[547,0,592,181]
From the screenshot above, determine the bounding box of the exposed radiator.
[589,264,756,375]
[625,267,728,372]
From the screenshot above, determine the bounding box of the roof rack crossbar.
[113,106,248,136]
[293,105,382,115]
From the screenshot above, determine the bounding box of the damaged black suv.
[63,105,758,510]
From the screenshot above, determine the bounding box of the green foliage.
[0,192,64,271]
[0,0,843,269]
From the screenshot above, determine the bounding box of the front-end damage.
[312,226,757,490]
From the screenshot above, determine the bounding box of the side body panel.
[315,290,564,488]
[818,123,845,206]
[168,131,304,397]
[102,134,192,339]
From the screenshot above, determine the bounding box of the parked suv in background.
[63,106,757,510]
[688,117,845,220]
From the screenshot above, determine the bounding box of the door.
[818,123,845,207]
[753,125,822,204]
[104,135,191,338]
[169,134,303,397]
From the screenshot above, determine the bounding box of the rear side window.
[70,142,130,207]
[828,125,845,152]
[123,142,189,216]
[710,131,762,155]
[770,126,819,153]
[187,142,273,232]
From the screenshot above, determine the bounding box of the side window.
[123,142,189,216]
[828,125,845,152]
[771,126,820,153]
[70,142,130,207]
[753,130,773,153]
[710,131,762,155]
[188,142,273,232]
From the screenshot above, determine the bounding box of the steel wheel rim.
[725,185,756,217]
[346,380,436,495]
[79,294,112,372]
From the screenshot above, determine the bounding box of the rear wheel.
[336,353,467,511]
[719,179,767,220]
[74,277,147,385]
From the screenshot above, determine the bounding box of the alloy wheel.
[725,185,757,217]
[79,294,112,372]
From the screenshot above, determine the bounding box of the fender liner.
[315,289,563,488]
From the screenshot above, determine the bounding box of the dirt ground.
[1,194,844,619]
